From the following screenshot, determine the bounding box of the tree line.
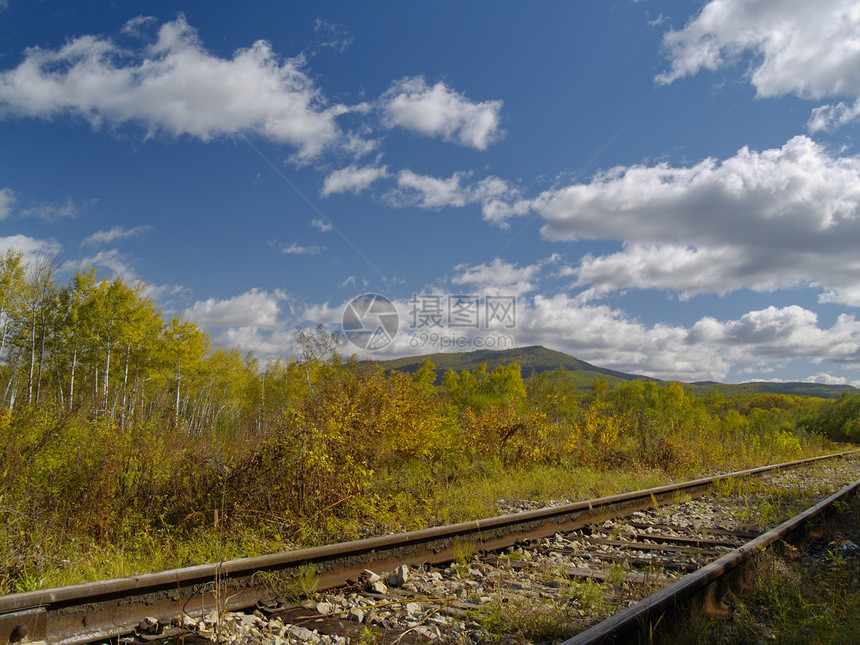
[1,249,251,432]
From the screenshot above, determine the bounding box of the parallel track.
[1,451,857,645]
[562,472,860,644]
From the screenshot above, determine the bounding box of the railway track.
[1,451,858,645]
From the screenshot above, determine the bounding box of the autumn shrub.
[224,362,450,537]
[459,403,555,464]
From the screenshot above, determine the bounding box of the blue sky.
[3,0,860,385]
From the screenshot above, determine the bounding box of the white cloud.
[387,170,519,214]
[216,326,297,356]
[274,241,326,255]
[656,0,860,101]
[808,99,860,132]
[689,306,860,368]
[0,234,62,261]
[142,282,189,306]
[68,249,140,282]
[0,188,14,220]
[451,258,548,296]
[803,372,848,385]
[321,164,388,197]
[380,76,504,150]
[567,244,800,299]
[390,170,470,208]
[62,247,184,304]
[81,225,153,246]
[527,136,860,304]
[0,15,358,161]
[186,288,286,329]
[20,197,80,221]
[312,19,354,54]
[648,14,667,28]
[310,218,333,232]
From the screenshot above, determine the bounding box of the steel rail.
[562,473,860,645]
[1,450,857,645]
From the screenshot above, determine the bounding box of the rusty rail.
[562,471,860,644]
[0,450,857,645]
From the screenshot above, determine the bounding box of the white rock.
[388,564,410,586]
[363,569,382,583]
[289,625,316,642]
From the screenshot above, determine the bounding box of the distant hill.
[378,345,652,381]
[687,380,858,399]
[376,345,857,398]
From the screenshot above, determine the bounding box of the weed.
[356,625,381,644]
[480,593,593,641]
[500,548,527,560]
[288,563,319,601]
[254,563,320,603]
[564,577,607,613]
[452,537,476,576]
[607,562,628,587]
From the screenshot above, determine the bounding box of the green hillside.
[377,345,857,398]
[377,345,654,382]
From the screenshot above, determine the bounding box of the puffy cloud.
[803,372,848,385]
[568,244,803,299]
[0,15,356,161]
[380,76,504,149]
[66,249,140,282]
[0,188,14,220]
[451,258,552,296]
[390,170,471,208]
[321,164,388,197]
[529,136,860,304]
[81,225,152,246]
[511,295,727,381]
[387,170,519,213]
[808,99,860,132]
[0,234,62,260]
[186,288,286,329]
[62,247,185,305]
[216,326,297,356]
[689,306,860,367]
[656,0,860,100]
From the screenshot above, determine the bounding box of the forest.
[1,248,859,593]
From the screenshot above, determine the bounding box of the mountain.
[378,345,646,379]
[376,346,857,398]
